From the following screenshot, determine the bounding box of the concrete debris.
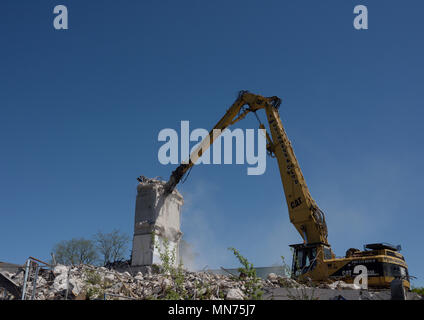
[266,273,306,288]
[0,272,22,298]
[328,280,361,290]
[0,263,307,300]
[226,288,245,300]
[1,263,422,300]
[267,273,278,281]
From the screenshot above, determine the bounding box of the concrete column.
[131,178,183,268]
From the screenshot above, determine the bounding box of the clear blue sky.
[1,1,423,286]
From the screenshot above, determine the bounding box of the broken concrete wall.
[131,177,183,268]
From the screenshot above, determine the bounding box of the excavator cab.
[290,244,319,277]
[290,243,334,281]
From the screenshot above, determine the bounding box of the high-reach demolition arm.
[164,91,328,246]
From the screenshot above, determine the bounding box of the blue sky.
[1,1,423,286]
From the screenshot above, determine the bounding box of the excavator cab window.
[292,246,317,277]
[323,246,333,260]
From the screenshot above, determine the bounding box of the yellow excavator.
[164,91,410,289]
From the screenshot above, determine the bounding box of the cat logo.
[290,197,302,209]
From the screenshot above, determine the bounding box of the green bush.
[83,269,113,300]
[411,286,424,296]
[228,247,263,300]
[153,234,188,300]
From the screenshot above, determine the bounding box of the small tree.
[52,238,98,265]
[228,247,263,300]
[153,234,188,300]
[93,229,130,266]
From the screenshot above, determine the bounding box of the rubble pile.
[1,265,422,300]
[0,265,309,300]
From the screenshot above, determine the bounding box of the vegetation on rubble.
[83,269,113,300]
[411,286,424,296]
[280,254,292,277]
[228,247,263,300]
[152,234,222,300]
[152,234,189,300]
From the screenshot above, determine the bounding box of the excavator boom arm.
[164,91,266,193]
[264,105,328,244]
[164,91,328,245]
